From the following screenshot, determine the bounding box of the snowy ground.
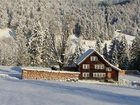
[0,66,140,105]
[0,78,140,105]
[120,74,140,82]
[0,66,22,79]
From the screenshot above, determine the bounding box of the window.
[94,64,105,69]
[82,72,90,77]
[82,64,90,69]
[106,67,112,71]
[93,73,106,77]
[90,56,98,61]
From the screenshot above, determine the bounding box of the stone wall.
[22,69,80,81]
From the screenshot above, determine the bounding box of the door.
[107,72,111,79]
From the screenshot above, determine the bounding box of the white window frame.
[106,67,112,71]
[82,64,90,69]
[82,72,90,77]
[93,73,106,78]
[94,64,105,69]
[90,56,98,61]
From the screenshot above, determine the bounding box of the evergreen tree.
[103,43,108,60]
[95,38,102,54]
[29,22,44,66]
[40,35,48,67]
[118,36,129,69]
[130,35,140,70]
[110,45,119,66]
[109,38,119,66]
[16,25,30,66]
[73,22,81,38]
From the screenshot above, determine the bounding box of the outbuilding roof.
[76,49,121,71]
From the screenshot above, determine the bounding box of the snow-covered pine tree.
[95,38,102,54]
[110,45,119,66]
[16,25,30,66]
[118,36,129,69]
[29,21,44,66]
[130,35,140,70]
[103,43,108,60]
[40,28,49,67]
[109,38,119,66]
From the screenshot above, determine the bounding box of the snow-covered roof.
[76,49,121,71]
[22,67,52,71]
[76,49,95,65]
[22,67,79,74]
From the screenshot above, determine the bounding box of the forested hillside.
[0,0,140,70]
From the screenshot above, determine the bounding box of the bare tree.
[46,15,74,70]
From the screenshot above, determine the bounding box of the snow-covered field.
[120,74,140,82]
[0,78,140,105]
[0,66,140,105]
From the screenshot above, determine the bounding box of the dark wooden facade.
[77,50,120,81]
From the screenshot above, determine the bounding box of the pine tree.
[118,36,129,69]
[130,35,140,70]
[95,38,102,54]
[103,43,108,60]
[110,45,119,66]
[40,28,49,67]
[73,22,81,38]
[29,21,44,66]
[16,25,30,66]
[109,38,119,66]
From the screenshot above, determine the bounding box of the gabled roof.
[76,49,121,71]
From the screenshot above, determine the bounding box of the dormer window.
[106,67,112,71]
[90,56,98,61]
[82,64,90,69]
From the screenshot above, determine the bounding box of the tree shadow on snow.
[9,66,22,79]
[8,74,21,79]
[10,66,22,73]
[0,69,10,73]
